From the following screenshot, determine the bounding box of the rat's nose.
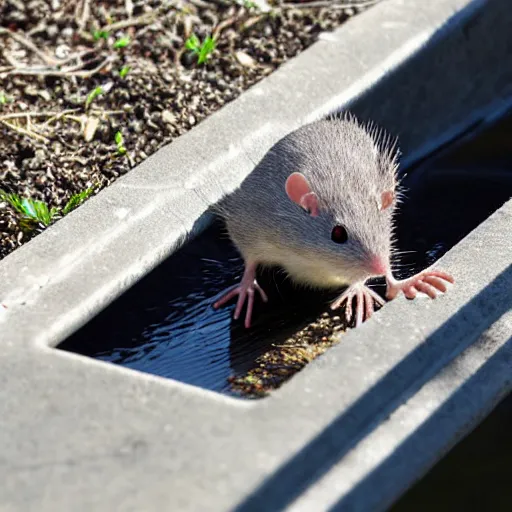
[368,256,388,276]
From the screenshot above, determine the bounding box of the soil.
[229,310,345,398]
[0,0,380,260]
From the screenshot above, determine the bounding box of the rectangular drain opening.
[57,108,512,398]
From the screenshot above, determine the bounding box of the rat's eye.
[331,225,348,244]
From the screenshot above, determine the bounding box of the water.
[57,109,512,397]
[58,223,334,395]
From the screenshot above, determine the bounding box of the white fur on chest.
[252,243,351,288]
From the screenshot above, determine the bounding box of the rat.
[212,114,454,328]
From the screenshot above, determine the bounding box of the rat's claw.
[213,284,241,309]
[423,275,448,293]
[331,282,385,327]
[386,268,454,301]
[212,262,268,328]
[355,289,364,327]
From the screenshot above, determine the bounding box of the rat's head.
[280,117,399,284]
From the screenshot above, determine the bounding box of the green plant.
[0,187,96,232]
[85,86,104,109]
[185,34,217,65]
[119,65,130,78]
[238,0,258,8]
[114,131,127,155]
[113,36,130,49]
[0,92,8,105]
[62,188,95,215]
[93,30,110,41]
[0,190,59,229]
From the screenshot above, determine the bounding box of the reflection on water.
[58,224,334,395]
[95,256,240,394]
[58,109,512,397]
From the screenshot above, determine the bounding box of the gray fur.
[218,114,400,288]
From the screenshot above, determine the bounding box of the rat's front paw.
[331,282,385,327]
[212,262,268,328]
[386,268,454,301]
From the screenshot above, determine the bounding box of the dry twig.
[75,0,92,29]
[281,0,379,9]
[1,56,115,78]
[0,28,58,66]
[0,120,50,143]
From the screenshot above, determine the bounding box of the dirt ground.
[0,0,380,259]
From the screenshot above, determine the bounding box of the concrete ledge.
[1,0,512,511]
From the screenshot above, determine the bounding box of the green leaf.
[62,187,95,215]
[85,86,104,109]
[0,92,8,105]
[119,65,130,78]
[1,189,60,228]
[185,34,200,52]
[114,131,127,155]
[93,30,110,41]
[21,198,37,218]
[113,36,131,49]
[239,0,257,8]
[1,190,60,231]
[0,190,24,215]
[33,201,54,226]
[198,36,216,65]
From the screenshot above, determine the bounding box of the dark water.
[57,109,512,397]
[57,223,338,395]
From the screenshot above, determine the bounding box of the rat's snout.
[367,256,388,276]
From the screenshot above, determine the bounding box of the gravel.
[0,0,380,260]
[229,310,346,398]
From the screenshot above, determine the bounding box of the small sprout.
[185,34,200,52]
[85,86,104,109]
[0,92,8,105]
[0,186,96,233]
[62,187,95,215]
[119,65,130,78]
[0,190,58,230]
[93,30,110,41]
[113,36,131,49]
[238,0,257,9]
[198,36,216,64]
[114,131,127,155]
[185,34,216,65]
[236,0,271,11]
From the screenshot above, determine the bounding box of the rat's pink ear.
[380,190,395,211]
[285,172,319,217]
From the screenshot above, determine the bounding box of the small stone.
[46,25,59,38]
[23,85,38,97]
[61,27,75,39]
[55,44,70,59]
[235,51,256,68]
[84,116,100,142]
[38,90,51,101]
